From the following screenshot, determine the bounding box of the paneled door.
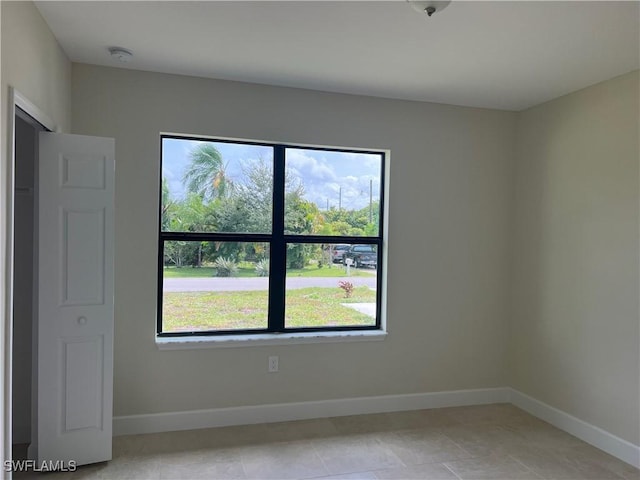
[35,133,114,466]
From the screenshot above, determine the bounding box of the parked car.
[343,244,377,269]
[331,244,351,263]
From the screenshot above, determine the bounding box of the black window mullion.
[282,235,381,245]
[157,238,165,334]
[268,145,286,331]
[160,231,272,243]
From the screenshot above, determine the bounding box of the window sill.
[156,330,387,350]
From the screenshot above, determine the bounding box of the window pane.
[285,148,382,236]
[161,240,269,332]
[161,138,273,233]
[284,243,378,328]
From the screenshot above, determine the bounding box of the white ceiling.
[36,1,639,111]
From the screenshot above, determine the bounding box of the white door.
[35,133,114,466]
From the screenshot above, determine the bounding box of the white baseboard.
[113,387,509,436]
[509,388,640,469]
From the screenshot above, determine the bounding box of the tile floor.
[12,404,640,480]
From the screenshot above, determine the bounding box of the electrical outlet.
[268,355,279,373]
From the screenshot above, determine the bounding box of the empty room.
[1,1,638,479]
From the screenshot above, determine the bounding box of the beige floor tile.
[440,423,524,457]
[312,434,386,459]
[313,434,404,475]
[331,414,401,435]
[511,447,625,480]
[72,456,160,479]
[194,424,270,449]
[383,409,461,431]
[439,404,509,425]
[374,462,459,479]
[112,430,207,456]
[441,404,534,426]
[112,435,147,457]
[381,429,473,465]
[498,408,551,428]
[320,450,405,477]
[444,455,542,479]
[159,458,246,479]
[264,418,340,442]
[501,423,584,450]
[240,440,328,479]
[70,463,105,479]
[522,445,633,480]
[315,472,379,480]
[158,444,247,465]
[564,444,639,480]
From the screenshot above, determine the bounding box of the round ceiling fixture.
[108,47,133,63]
[407,0,452,17]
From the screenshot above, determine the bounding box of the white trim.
[12,90,58,133]
[4,88,19,473]
[156,329,387,350]
[113,387,509,436]
[509,388,640,468]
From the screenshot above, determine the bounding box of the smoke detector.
[407,1,452,17]
[108,47,133,63]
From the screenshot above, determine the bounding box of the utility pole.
[339,187,342,210]
[326,198,329,211]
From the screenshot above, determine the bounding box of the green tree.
[161,177,174,231]
[285,189,321,269]
[208,159,273,235]
[182,144,232,201]
[163,192,213,268]
[320,202,379,237]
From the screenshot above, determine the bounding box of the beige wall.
[72,64,515,416]
[1,0,71,461]
[510,71,640,444]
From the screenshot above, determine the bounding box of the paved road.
[163,274,377,292]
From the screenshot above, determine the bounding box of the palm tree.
[182,144,231,201]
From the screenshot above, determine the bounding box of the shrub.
[338,280,354,298]
[255,258,269,277]
[214,256,238,277]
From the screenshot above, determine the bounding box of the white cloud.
[286,150,337,182]
[283,150,382,211]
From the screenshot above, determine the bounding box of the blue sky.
[162,138,382,211]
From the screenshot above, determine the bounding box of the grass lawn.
[163,265,374,278]
[162,286,376,332]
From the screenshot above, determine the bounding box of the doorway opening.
[11,107,48,461]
